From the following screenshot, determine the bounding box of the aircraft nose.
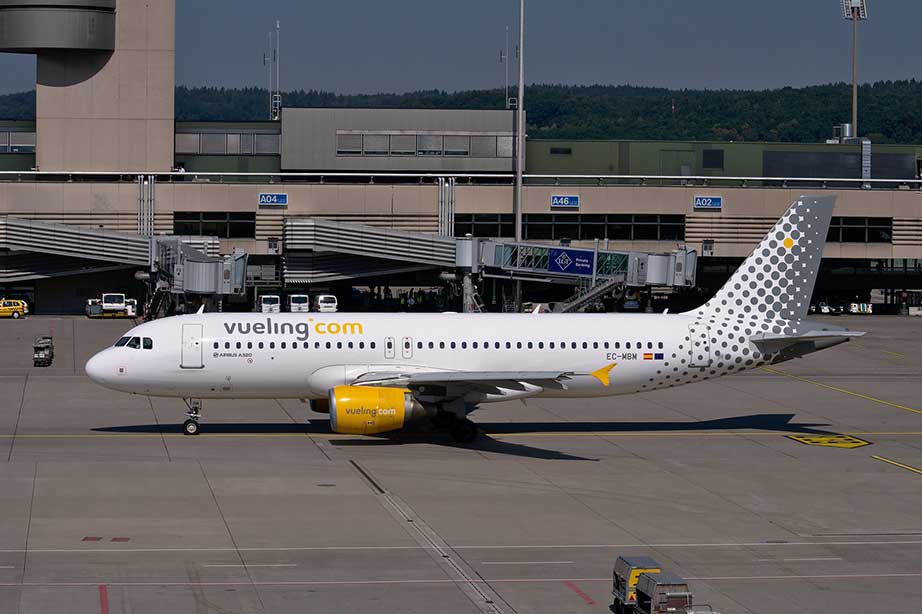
[85,350,111,385]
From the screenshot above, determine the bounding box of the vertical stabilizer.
[690,196,835,322]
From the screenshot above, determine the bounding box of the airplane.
[85,196,863,442]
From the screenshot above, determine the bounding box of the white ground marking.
[203,564,296,568]
[755,557,843,562]
[481,561,574,565]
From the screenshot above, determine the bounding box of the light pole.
[513,0,525,310]
[841,0,868,136]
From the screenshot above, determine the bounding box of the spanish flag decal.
[590,362,617,387]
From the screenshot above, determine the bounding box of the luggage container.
[33,336,54,367]
[635,571,693,614]
[611,555,662,613]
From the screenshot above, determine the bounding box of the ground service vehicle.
[86,293,136,318]
[258,295,281,313]
[313,294,338,312]
[288,294,310,312]
[0,299,28,319]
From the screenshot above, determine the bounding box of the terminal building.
[1,0,921,313]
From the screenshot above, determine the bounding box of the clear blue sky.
[0,0,918,95]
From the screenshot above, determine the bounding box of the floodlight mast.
[842,0,868,137]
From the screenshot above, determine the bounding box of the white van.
[313,294,338,313]
[288,294,310,313]
[258,295,281,313]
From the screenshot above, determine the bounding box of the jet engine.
[328,385,432,435]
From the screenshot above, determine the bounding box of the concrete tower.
[0,0,175,171]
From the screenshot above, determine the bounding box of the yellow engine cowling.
[328,385,428,435]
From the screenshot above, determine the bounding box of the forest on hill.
[2,80,921,143]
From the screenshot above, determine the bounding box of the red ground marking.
[110,537,130,543]
[563,580,596,605]
[98,584,109,614]
[82,537,102,542]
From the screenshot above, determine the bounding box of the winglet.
[590,362,617,387]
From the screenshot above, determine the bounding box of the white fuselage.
[86,311,732,400]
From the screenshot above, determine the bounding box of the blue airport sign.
[693,195,722,210]
[259,193,288,206]
[548,247,594,276]
[551,195,580,209]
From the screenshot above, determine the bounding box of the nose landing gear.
[182,398,202,436]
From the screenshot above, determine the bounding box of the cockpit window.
[126,337,141,349]
[142,337,153,350]
[115,337,130,347]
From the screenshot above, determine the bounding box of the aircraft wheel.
[449,418,478,443]
[183,419,200,436]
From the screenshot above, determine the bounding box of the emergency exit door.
[181,324,204,369]
[688,324,712,368]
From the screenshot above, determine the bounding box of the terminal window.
[5,131,36,153]
[702,149,724,170]
[173,212,256,239]
[454,213,684,241]
[335,131,513,158]
[827,217,892,243]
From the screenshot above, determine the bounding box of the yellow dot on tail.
[783,237,794,249]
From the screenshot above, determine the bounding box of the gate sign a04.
[551,195,580,209]
[259,193,288,206]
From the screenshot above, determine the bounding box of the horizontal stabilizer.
[751,329,865,352]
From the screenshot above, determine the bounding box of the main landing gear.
[449,418,478,443]
[182,398,202,436]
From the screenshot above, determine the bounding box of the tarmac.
[0,314,920,613]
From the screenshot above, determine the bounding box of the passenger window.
[516,342,522,349]
[472,342,478,349]
[269,342,275,349]
[625,342,631,349]
[538,342,544,349]
[212,342,219,349]
[247,342,253,349]
[451,342,457,349]
[571,342,577,349]
[143,338,153,350]
[582,342,588,349]
[593,342,599,349]
[303,342,309,349]
[527,342,533,349]
[615,342,621,349]
[127,337,141,349]
[461,342,467,349]
[348,342,354,349]
[505,342,511,349]
[549,342,555,349]
[315,342,320,349]
[370,342,376,349]
[359,342,365,349]
[658,342,664,349]
[337,342,342,349]
[387,340,393,349]
[281,342,286,349]
[258,342,264,349]
[225,342,231,349]
[236,342,242,349]
[494,342,500,349]
[428,342,434,349]
[326,342,332,349]
[292,343,297,350]
[417,341,423,350]
[647,342,653,349]
[439,342,445,349]
[604,341,610,349]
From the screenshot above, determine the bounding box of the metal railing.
[0,170,920,190]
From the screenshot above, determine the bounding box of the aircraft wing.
[352,370,573,391]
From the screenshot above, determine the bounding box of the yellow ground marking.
[871,455,922,476]
[884,351,905,358]
[761,367,922,415]
[590,362,617,387]
[787,434,871,449]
